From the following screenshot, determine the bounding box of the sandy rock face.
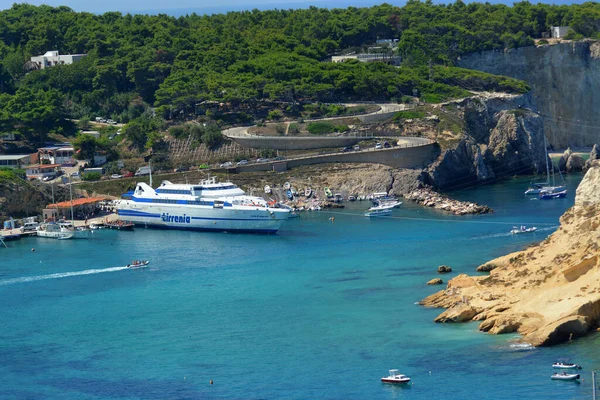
[420,162,600,347]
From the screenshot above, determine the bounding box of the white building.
[0,154,33,168]
[30,51,87,70]
[25,164,60,180]
[551,26,572,39]
[332,53,401,66]
[38,146,76,166]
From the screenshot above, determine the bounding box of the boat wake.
[508,342,535,352]
[0,266,129,286]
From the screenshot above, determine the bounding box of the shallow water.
[1,173,596,399]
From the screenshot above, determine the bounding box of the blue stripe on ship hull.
[118,210,285,221]
[133,223,278,234]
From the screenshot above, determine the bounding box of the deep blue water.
[1,173,597,399]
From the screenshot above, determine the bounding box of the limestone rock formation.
[427,278,443,285]
[559,148,585,173]
[420,161,600,346]
[428,96,546,190]
[584,144,600,171]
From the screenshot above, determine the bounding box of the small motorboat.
[333,193,343,203]
[286,189,294,200]
[510,226,537,234]
[264,185,272,194]
[551,372,580,381]
[381,369,411,384]
[348,195,356,201]
[552,361,582,369]
[365,208,392,217]
[324,187,333,198]
[305,187,312,198]
[540,189,567,200]
[127,260,150,269]
[283,182,291,190]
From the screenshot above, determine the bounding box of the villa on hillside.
[30,51,87,70]
[331,39,401,66]
[38,146,76,166]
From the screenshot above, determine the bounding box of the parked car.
[256,158,269,163]
[353,145,360,151]
[236,160,249,166]
[383,141,391,148]
[273,156,286,161]
[174,166,190,172]
[70,172,81,178]
[122,171,134,178]
[220,161,233,168]
[341,146,351,152]
[375,143,383,149]
[42,175,55,182]
[110,174,122,179]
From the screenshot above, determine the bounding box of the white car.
[375,143,383,149]
[220,161,233,168]
[236,160,249,166]
[256,158,269,163]
[42,175,55,182]
[110,174,122,179]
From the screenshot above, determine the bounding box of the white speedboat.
[117,177,290,233]
[510,226,537,234]
[365,208,392,217]
[264,185,272,194]
[381,370,411,384]
[551,372,580,381]
[127,260,150,269]
[36,223,73,240]
[283,182,291,190]
[552,361,582,369]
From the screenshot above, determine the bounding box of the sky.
[0,0,588,15]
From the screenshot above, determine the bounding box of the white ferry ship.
[116,177,290,233]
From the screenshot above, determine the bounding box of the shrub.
[393,111,426,121]
[83,172,102,181]
[267,110,283,120]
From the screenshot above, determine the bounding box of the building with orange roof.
[43,197,108,222]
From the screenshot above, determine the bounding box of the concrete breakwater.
[403,188,493,215]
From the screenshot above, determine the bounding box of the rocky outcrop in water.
[427,95,547,190]
[559,148,585,172]
[458,41,600,148]
[404,188,492,215]
[420,161,600,347]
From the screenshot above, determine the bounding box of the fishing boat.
[283,182,291,190]
[381,370,411,384]
[510,226,537,234]
[324,187,333,198]
[286,189,294,200]
[552,361,582,369]
[127,260,150,269]
[551,372,580,381]
[540,188,567,200]
[264,185,272,194]
[348,195,356,201]
[36,222,73,240]
[333,193,343,203]
[305,187,312,198]
[365,208,392,217]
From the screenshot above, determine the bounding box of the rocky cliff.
[426,94,547,190]
[420,161,600,346]
[458,41,600,148]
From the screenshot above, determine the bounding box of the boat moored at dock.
[116,177,290,233]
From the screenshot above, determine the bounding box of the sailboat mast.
[69,176,74,223]
[149,158,153,188]
[544,134,550,184]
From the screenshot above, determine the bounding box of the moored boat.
[105,221,135,230]
[365,208,392,217]
[381,370,411,384]
[264,185,272,194]
[539,189,567,200]
[305,187,312,198]
[348,195,356,201]
[286,189,294,200]
[552,361,582,369]
[36,222,73,240]
[551,372,580,381]
[324,187,333,198]
[283,182,291,190]
[333,193,343,203]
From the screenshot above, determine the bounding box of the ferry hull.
[116,202,288,233]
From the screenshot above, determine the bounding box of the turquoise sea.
[1,173,597,399]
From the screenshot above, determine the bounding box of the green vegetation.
[393,111,426,121]
[0,167,25,183]
[82,172,102,181]
[306,122,349,134]
[0,2,598,149]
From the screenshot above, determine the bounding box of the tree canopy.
[0,1,598,144]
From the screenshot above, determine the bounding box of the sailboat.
[525,136,566,195]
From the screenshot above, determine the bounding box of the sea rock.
[437,265,453,273]
[427,278,443,285]
[434,304,480,323]
[404,188,492,215]
[558,148,572,172]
